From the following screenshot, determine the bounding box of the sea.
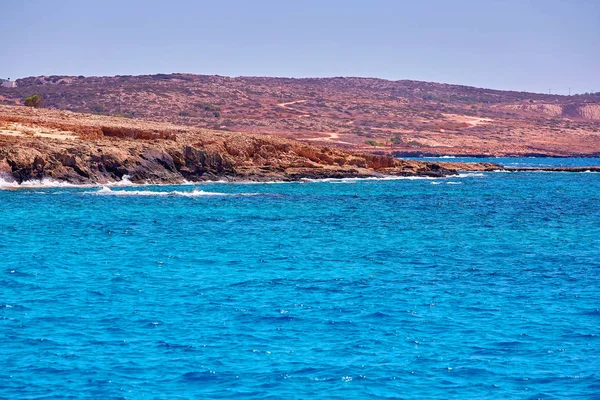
[1,158,599,399]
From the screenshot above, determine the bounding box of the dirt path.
[277,100,310,117]
[443,114,493,127]
[304,132,354,145]
[277,99,307,109]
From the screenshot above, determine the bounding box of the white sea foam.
[88,186,256,197]
[222,180,294,185]
[446,181,462,185]
[0,172,486,190]
[303,172,487,184]
[456,172,485,178]
[107,175,135,187]
[0,174,191,190]
[0,176,87,189]
[301,176,441,183]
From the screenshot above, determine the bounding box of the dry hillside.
[1,74,599,157]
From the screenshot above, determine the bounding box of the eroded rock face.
[0,105,500,184]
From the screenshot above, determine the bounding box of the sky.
[2,0,599,94]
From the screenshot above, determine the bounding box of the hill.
[1,74,599,157]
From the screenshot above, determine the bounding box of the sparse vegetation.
[407,140,423,147]
[91,104,106,114]
[195,103,221,112]
[365,140,385,147]
[24,94,41,108]
[4,74,599,157]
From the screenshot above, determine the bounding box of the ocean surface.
[1,159,599,399]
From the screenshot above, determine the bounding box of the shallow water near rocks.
[1,162,599,398]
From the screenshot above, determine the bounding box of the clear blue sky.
[2,0,599,94]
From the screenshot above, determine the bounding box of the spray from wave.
[455,172,485,178]
[1,171,489,190]
[300,176,442,183]
[0,176,86,189]
[0,175,190,190]
[88,187,257,197]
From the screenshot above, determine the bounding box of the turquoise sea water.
[1,160,600,399]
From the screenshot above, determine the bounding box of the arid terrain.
[0,105,502,184]
[1,74,599,157]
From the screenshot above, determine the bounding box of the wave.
[300,176,443,183]
[0,175,195,190]
[492,169,599,174]
[105,175,135,186]
[0,176,86,189]
[87,186,256,197]
[315,172,486,185]
[1,171,488,190]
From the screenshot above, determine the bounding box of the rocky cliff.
[0,106,499,185]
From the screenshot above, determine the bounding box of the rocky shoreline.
[0,106,502,185]
[0,139,499,185]
[1,106,597,187]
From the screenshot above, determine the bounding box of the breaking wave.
[0,172,488,190]
[0,176,85,189]
[301,176,441,183]
[0,175,190,190]
[88,187,257,197]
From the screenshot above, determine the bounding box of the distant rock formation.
[0,78,16,88]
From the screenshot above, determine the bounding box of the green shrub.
[365,140,384,147]
[24,94,41,108]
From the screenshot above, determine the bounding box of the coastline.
[391,151,600,158]
[1,105,598,188]
[1,168,598,190]
[0,105,500,186]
